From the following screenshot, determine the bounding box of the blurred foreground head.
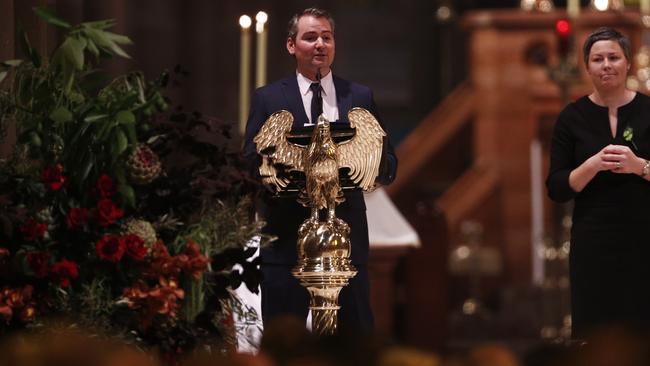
[562,326,650,366]
[377,346,441,366]
[259,315,319,365]
[467,344,520,366]
[0,325,158,366]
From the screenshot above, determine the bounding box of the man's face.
[287,15,335,80]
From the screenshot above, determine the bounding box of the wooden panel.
[368,246,411,338]
[0,0,15,158]
[14,0,49,58]
[0,0,14,60]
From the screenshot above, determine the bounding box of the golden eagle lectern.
[253,108,385,334]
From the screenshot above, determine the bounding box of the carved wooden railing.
[386,81,476,196]
[385,80,488,350]
[436,163,499,229]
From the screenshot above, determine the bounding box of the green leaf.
[116,110,135,125]
[29,132,42,147]
[84,28,110,48]
[69,121,92,146]
[623,127,633,141]
[80,154,95,184]
[49,107,73,124]
[33,6,71,29]
[107,42,131,59]
[1,59,23,68]
[68,91,85,104]
[95,119,114,142]
[17,27,41,67]
[62,37,85,70]
[81,19,116,30]
[123,123,137,143]
[84,28,130,58]
[84,114,108,123]
[113,128,128,156]
[62,60,75,93]
[76,36,87,50]
[86,39,99,57]
[16,73,34,106]
[105,32,133,45]
[117,183,136,208]
[114,164,126,184]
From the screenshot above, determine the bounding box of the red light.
[555,19,571,37]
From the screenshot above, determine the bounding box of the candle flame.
[239,15,252,29]
[256,11,268,33]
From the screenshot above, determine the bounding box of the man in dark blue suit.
[243,7,397,333]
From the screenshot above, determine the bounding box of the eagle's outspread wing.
[337,107,386,191]
[253,110,304,191]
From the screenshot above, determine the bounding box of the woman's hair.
[287,8,335,41]
[583,27,632,65]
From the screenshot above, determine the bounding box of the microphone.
[315,69,323,121]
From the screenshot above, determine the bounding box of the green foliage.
[623,126,638,151]
[0,14,164,205]
[177,197,272,256]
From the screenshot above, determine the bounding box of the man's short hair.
[287,8,335,41]
[582,27,632,65]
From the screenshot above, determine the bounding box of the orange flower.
[0,285,35,324]
[180,240,210,280]
[121,277,185,330]
[20,305,36,322]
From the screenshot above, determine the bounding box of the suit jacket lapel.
[281,75,309,128]
[334,75,351,125]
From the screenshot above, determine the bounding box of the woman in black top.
[547,27,650,338]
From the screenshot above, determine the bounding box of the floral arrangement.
[0,8,268,361]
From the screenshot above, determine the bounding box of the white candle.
[255,11,268,88]
[530,139,545,285]
[567,0,579,18]
[239,15,252,136]
[642,0,650,15]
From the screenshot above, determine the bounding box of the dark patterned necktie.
[309,82,322,124]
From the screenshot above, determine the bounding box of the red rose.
[41,164,66,191]
[0,248,9,259]
[66,207,88,229]
[26,251,50,278]
[124,234,147,261]
[96,199,123,227]
[20,219,48,241]
[96,234,126,262]
[50,260,78,288]
[96,174,115,198]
